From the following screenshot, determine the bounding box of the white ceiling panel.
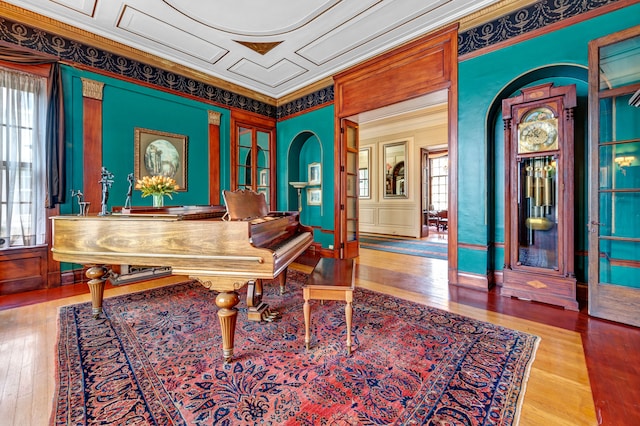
[119,6,228,64]
[298,0,451,66]
[51,0,96,17]
[229,59,307,88]
[162,0,341,36]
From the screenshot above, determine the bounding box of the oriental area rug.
[359,234,448,260]
[52,271,539,425]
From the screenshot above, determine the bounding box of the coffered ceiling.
[5,0,501,99]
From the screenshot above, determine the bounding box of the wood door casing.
[421,149,429,238]
[333,24,458,279]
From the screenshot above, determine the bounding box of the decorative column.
[81,78,105,210]
[208,110,221,205]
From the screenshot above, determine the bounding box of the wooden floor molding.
[1,248,638,425]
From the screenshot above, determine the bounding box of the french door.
[588,25,640,327]
[230,110,276,207]
[341,119,359,259]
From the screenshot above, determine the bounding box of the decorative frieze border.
[276,85,334,120]
[458,0,621,56]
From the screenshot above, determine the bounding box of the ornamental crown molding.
[459,0,539,31]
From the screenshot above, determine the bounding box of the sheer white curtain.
[0,67,47,248]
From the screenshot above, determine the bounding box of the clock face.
[517,108,559,154]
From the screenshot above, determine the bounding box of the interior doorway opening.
[351,91,449,257]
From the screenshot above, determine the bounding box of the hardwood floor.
[1,246,638,425]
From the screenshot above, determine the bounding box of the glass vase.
[152,193,164,208]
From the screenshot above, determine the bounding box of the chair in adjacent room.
[427,210,440,230]
[437,210,448,231]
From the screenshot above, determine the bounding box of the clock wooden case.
[502,83,578,310]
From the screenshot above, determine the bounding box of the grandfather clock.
[502,83,578,311]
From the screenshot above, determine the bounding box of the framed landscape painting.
[134,128,188,191]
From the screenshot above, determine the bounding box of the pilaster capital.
[81,78,104,100]
[208,110,221,126]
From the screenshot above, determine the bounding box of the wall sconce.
[614,156,635,175]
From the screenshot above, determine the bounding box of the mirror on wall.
[384,141,406,198]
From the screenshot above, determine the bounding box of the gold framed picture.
[308,162,321,186]
[307,188,321,205]
[134,128,187,191]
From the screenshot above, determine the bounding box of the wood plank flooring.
[1,246,638,425]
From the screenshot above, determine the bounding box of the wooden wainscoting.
[0,206,61,295]
[0,246,49,295]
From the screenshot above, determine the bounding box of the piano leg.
[215,291,240,363]
[85,265,109,318]
[278,268,287,295]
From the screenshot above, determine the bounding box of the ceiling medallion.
[234,41,282,55]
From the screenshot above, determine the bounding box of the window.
[0,67,47,248]
[358,147,370,198]
[429,155,448,211]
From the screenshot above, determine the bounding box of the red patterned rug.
[52,271,539,425]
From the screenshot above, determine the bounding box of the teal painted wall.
[60,66,231,270]
[277,105,335,248]
[61,65,230,216]
[457,4,640,281]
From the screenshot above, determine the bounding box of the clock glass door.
[516,155,559,270]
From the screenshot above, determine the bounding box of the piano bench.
[303,258,355,355]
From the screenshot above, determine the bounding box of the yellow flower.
[135,175,179,198]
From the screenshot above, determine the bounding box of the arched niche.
[486,64,589,278]
[287,131,322,211]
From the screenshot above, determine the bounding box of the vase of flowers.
[135,175,179,207]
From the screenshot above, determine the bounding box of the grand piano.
[51,190,313,363]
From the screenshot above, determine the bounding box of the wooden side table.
[303,258,355,355]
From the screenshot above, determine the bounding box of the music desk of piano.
[51,205,313,363]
